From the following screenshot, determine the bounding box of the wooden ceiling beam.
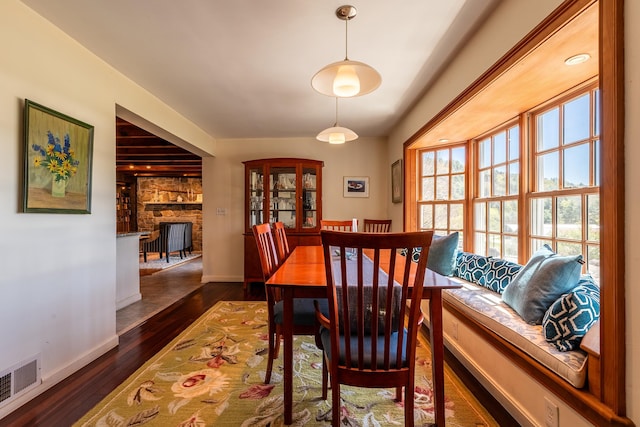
[115,117,202,178]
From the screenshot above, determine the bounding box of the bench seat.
[442,277,588,388]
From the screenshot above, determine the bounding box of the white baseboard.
[116,292,142,310]
[200,275,243,283]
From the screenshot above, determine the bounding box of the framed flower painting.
[22,100,94,213]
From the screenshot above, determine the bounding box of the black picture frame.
[391,159,403,203]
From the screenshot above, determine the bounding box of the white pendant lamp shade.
[317,97,358,144]
[312,60,381,97]
[316,125,358,144]
[311,5,381,98]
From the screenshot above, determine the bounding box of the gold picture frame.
[23,100,94,213]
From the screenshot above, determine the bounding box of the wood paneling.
[408,1,598,150]
[116,117,201,178]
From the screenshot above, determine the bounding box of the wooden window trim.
[402,0,628,424]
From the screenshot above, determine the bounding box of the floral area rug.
[75,301,497,426]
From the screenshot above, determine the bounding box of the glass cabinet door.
[270,166,297,228]
[245,158,322,234]
[301,167,318,229]
[248,167,264,228]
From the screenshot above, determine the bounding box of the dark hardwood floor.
[1,270,514,426]
[2,275,245,426]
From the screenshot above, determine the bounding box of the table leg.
[282,289,294,425]
[429,290,445,426]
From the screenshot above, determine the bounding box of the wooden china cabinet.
[243,158,323,293]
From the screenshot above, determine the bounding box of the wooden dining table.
[266,245,462,425]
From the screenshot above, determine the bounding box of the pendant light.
[311,5,381,98]
[316,98,358,144]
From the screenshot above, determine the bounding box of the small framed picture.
[391,159,403,203]
[343,176,369,198]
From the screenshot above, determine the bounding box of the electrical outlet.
[544,397,559,427]
[451,320,458,340]
[216,207,227,216]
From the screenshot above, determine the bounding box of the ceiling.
[412,2,599,148]
[19,1,597,178]
[21,0,498,142]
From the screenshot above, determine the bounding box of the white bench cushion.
[443,278,588,388]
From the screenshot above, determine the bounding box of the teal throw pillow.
[426,232,459,276]
[399,232,459,276]
[502,244,583,324]
[542,275,600,351]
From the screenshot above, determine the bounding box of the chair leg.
[331,382,341,427]
[321,355,328,400]
[143,251,148,262]
[273,325,281,359]
[264,321,278,384]
[405,381,415,427]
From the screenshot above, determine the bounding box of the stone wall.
[137,177,202,251]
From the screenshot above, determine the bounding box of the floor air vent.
[0,355,40,406]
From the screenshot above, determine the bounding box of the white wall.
[0,1,214,417]
[201,137,388,282]
[390,0,640,425]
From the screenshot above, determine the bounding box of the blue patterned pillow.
[542,275,600,351]
[399,247,419,261]
[454,252,490,286]
[484,258,522,294]
[502,245,583,324]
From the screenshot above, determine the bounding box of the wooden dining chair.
[252,223,328,384]
[315,230,434,427]
[363,219,392,233]
[273,221,291,262]
[320,219,356,231]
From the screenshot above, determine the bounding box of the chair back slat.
[273,221,291,262]
[252,223,279,281]
[363,219,392,233]
[321,230,434,377]
[321,219,356,231]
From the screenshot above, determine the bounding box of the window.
[415,87,600,273]
[529,88,600,280]
[473,124,520,262]
[405,3,625,418]
[417,146,465,243]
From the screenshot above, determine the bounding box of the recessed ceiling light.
[564,53,590,66]
[438,138,449,143]
[146,165,151,169]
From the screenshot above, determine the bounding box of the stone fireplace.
[137,177,202,251]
